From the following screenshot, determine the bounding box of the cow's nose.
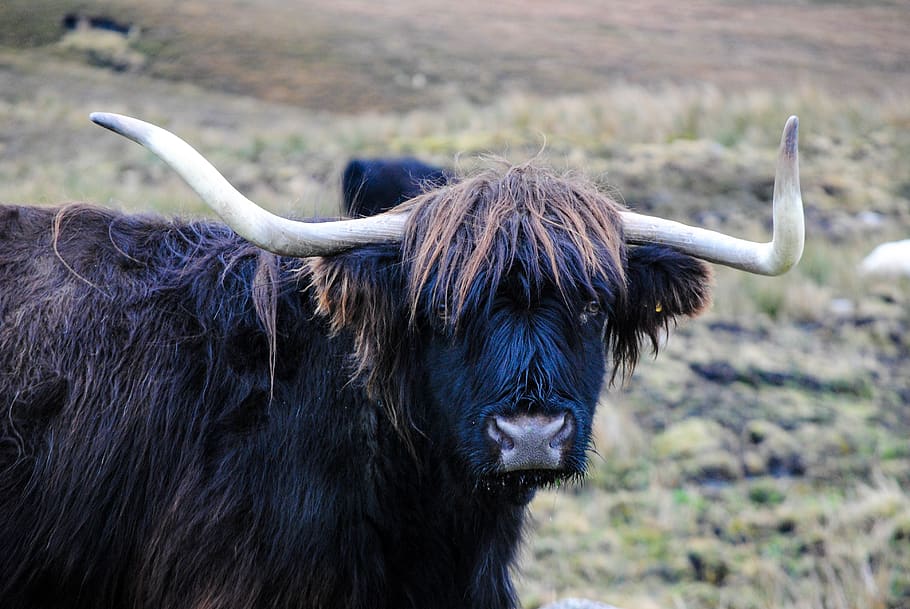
[486,412,575,471]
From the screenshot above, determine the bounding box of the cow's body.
[0,163,712,609]
[342,157,449,217]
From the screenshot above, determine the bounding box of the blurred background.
[1,1,908,607]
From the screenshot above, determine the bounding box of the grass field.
[1,2,909,608]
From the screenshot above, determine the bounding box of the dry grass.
[4,0,910,112]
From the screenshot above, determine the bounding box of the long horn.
[91,113,804,274]
[620,116,804,275]
[90,112,406,257]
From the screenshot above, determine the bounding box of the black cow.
[342,157,449,217]
[62,13,134,36]
[0,113,803,609]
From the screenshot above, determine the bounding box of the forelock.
[397,161,627,327]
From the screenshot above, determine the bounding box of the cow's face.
[419,270,611,494]
[310,165,712,500]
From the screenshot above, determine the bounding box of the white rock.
[859,240,910,277]
[856,211,885,228]
[828,298,855,316]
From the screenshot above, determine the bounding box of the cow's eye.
[436,303,450,324]
[582,300,602,318]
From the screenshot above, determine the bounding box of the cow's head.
[309,163,712,497]
[89,113,804,500]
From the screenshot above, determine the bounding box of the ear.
[608,244,713,379]
[308,245,412,402]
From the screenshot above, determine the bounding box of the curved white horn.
[620,116,804,275]
[90,112,407,257]
[92,113,804,273]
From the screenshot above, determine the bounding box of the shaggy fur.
[0,163,711,609]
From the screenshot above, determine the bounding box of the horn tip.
[90,111,130,136]
[90,112,150,146]
[782,116,799,160]
[90,111,118,128]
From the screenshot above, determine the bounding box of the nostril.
[486,417,515,450]
[549,413,575,450]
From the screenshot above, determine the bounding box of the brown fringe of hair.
[396,160,627,329]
